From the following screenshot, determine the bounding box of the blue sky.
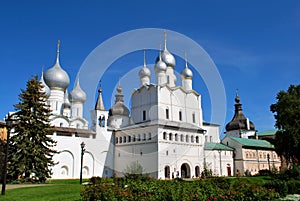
[0,1,299,134]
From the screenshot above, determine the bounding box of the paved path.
[6,184,53,190]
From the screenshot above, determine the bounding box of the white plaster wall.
[202,124,220,143]
[48,89,64,115]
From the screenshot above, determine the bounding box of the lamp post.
[79,142,85,184]
[2,114,12,196]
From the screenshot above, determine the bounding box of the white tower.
[154,48,167,86]
[180,53,193,91]
[70,75,86,119]
[138,49,151,86]
[161,31,176,87]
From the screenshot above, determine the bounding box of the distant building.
[222,95,281,175]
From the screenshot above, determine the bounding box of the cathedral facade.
[39,34,279,179]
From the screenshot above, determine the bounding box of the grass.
[0,179,87,201]
[0,177,276,201]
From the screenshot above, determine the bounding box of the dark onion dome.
[39,70,51,98]
[70,76,86,103]
[180,59,193,79]
[139,49,151,78]
[154,52,167,73]
[225,93,255,131]
[109,85,129,116]
[44,40,70,91]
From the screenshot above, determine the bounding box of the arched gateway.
[181,163,191,178]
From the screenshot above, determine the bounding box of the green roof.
[257,129,277,136]
[205,142,234,151]
[229,136,274,149]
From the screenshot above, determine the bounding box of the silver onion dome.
[161,49,176,68]
[44,41,70,91]
[70,76,86,103]
[139,66,151,78]
[161,31,176,68]
[139,49,151,78]
[181,58,193,79]
[181,67,193,79]
[39,71,51,98]
[155,52,167,73]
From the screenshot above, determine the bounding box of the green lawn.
[0,180,85,201]
[0,177,276,201]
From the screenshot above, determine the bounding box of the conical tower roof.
[225,91,255,132]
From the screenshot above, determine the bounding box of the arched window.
[169,133,172,141]
[119,137,122,143]
[163,132,167,140]
[175,134,178,141]
[186,135,189,143]
[166,108,169,119]
[148,133,151,140]
[181,134,184,142]
[138,134,141,141]
[192,113,196,123]
[196,136,199,143]
[133,135,136,142]
[191,135,194,143]
[115,137,118,144]
[128,136,131,143]
[143,133,146,141]
[179,111,182,121]
[123,136,126,143]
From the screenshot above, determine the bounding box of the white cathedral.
[39,35,239,180]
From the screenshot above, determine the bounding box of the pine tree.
[8,76,56,183]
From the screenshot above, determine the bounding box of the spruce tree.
[8,76,56,183]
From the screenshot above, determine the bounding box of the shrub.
[287,179,300,194]
[264,179,288,197]
[81,177,281,201]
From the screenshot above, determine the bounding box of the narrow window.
[181,134,184,142]
[166,151,168,156]
[210,136,212,142]
[166,108,169,119]
[119,137,122,143]
[115,137,118,144]
[179,111,182,121]
[167,75,170,84]
[205,136,208,142]
[192,113,196,123]
[143,133,146,141]
[128,136,131,143]
[143,110,146,121]
[163,132,167,140]
[124,136,126,143]
[138,134,141,141]
[186,135,189,143]
[175,134,178,141]
[133,135,136,142]
[196,136,199,143]
[169,133,172,141]
[148,133,151,140]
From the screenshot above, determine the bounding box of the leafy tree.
[270,84,300,166]
[8,76,56,183]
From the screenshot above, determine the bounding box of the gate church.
[40,34,235,179]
